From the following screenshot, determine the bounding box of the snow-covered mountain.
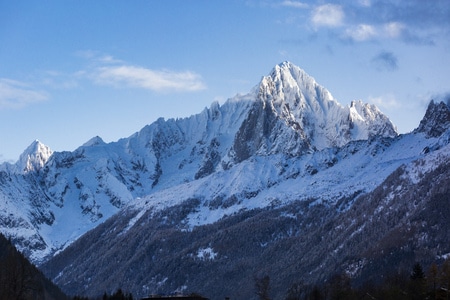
[40,98,450,299]
[2,62,450,298]
[0,62,398,264]
[42,131,450,300]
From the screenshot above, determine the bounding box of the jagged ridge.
[41,111,450,299]
[415,100,450,137]
[0,62,398,263]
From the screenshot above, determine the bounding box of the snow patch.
[196,247,218,261]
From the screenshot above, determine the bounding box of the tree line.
[255,258,450,300]
[73,288,133,300]
[0,233,67,299]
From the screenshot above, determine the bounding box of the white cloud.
[311,4,344,28]
[382,22,405,39]
[75,50,123,64]
[344,24,377,41]
[76,52,208,93]
[358,0,371,7]
[342,22,406,42]
[281,1,309,9]
[93,65,206,92]
[368,94,401,109]
[97,55,123,64]
[0,79,48,109]
[41,71,79,89]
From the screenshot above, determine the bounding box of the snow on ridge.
[403,141,450,184]
[82,136,105,147]
[125,130,434,231]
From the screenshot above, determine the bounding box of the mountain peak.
[16,140,53,173]
[248,62,397,152]
[415,100,450,137]
[82,136,105,147]
[275,60,305,73]
[268,61,323,91]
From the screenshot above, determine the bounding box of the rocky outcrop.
[415,100,450,137]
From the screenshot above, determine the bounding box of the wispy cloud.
[75,52,207,92]
[4,52,207,100]
[358,0,371,7]
[342,21,423,44]
[76,50,124,65]
[382,22,404,39]
[41,70,79,90]
[368,94,401,109]
[344,24,376,41]
[431,92,450,107]
[349,1,449,44]
[281,1,309,9]
[92,65,206,92]
[311,4,344,28]
[371,51,399,72]
[0,79,48,109]
[283,1,450,45]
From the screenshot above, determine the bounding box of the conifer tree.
[409,263,426,300]
[427,263,439,299]
[441,258,450,300]
[255,275,271,300]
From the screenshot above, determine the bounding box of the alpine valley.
[1,62,450,299]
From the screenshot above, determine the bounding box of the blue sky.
[1,0,449,162]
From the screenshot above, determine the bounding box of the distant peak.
[23,140,51,155]
[28,139,43,148]
[16,140,53,173]
[82,136,105,147]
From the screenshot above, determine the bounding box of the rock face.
[0,62,398,264]
[230,62,397,162]
[415,100,450,137]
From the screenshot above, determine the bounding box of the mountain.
[229,61,396,162]
[1,62,449,299]
[40,99,450,299]
[0,62,396,264]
